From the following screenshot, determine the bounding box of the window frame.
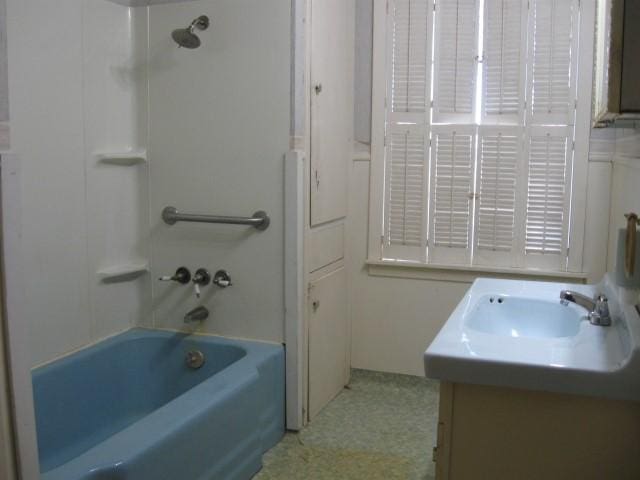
[368,0,596,276]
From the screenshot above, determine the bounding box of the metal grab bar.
[161,206,270,231]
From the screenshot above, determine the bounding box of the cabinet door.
[308,267,348,420]
[309,0,353,226]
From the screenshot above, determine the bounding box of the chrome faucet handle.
[192,268,211,298]
[594,294,611,326]
[588,311,602,325]
[158,266,191,284]
[213,270,232,288]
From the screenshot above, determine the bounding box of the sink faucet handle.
[158,266,191,284]
[213,270,232,288]
[594,294,611,324]
[192,268,211,299]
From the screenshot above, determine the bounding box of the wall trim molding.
[367,259,588,284]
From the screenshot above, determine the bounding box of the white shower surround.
[4,0,290,368]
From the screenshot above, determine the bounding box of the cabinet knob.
[314,84,323,95]
[312,300,320,311]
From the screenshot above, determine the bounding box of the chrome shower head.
[172,15,209,49]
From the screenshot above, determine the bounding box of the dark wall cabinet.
[594,0,640,125]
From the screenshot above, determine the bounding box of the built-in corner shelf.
[97,262,149,283]
[95,151,147,166]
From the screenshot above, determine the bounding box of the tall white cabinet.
[302,0,354,423]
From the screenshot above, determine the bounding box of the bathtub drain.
[186,350,205,369]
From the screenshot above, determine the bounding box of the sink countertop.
[424,275,640,401]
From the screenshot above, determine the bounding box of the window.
[370,0,593,273]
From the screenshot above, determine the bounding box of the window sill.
[366,259,588,284]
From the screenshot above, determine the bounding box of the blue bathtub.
[32,328,285,480]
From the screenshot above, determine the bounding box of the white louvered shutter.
[428,127,475,265]
[474,127,524,267]
[375,0,586,272]
[523,126,573,270]
[384,129,427,260]
[383,0,431,261]
[522,0,579,271]
[528,0,579,126]
[432,0,479,124]
[390,0,430,120]
[482,0,527,124]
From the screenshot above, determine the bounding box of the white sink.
[424,275,640,401]
[465,295,583,339]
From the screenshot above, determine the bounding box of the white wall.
[349,158,470,376]
[147,0,290,342]
[607,124,640,273]
[0,0,8,149]
[354,0,373,144]
[5,0,149,366]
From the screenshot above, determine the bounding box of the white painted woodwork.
[309,222,345,272]
[428,126,476,266]
[432,0,478,124]
[285,150,305,431]
[1,155,39,480]
[309,0,354,226]
[308,266,349,419]
[304,0,353,424]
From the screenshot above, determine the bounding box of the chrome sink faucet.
[560,290,611,326]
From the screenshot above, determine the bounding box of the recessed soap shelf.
[97,262,149,283]
[95,151,147,166]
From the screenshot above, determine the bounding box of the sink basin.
[424,276,640,402]
[465,295,582,339]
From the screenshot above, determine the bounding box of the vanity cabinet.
[433,382,640,480]
[593,0,640,125]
